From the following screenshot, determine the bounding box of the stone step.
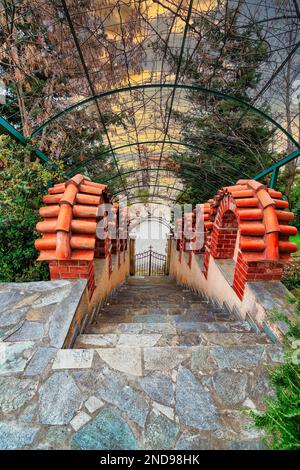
[85,320,253,335]
[97,305,225,316]
[106,299,208,306]
[79,343,282,377]
[126,277,175,283]
[74,331,270,349]
[100,302,220,310]
[91,311,232,325]
[114,288,201,296]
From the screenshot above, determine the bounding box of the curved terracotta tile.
[48,184,66,194]
[84,180,107,190]
[274,199,289,209]
[55,231,71,259]
[278,241,298,253]
[79,184,103,195]
[240,222,265,236]
[71,250,94,260]
[256,188,275,209]
[263,206,279,233]
[76,193,101,205]
[240,237,265,252]
[275,210,294,222]
[60,182,78,206]
[265,232,279,260]
[35,234,56,250]
[68,174,85,187]
[43,194,63,204]
[56,204,73,232]
[279,225,298,236]
[235,198,258,207]
[268,189,282,198]
[70,235,96,250]
[245,180,266,192]
[36,219,57,233]
[238,208,263,220]
[39,205,60,218]
[37,250,56,260]
[71,220,97,234]
[72,205,98,218]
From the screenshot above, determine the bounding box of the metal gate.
[135,246,166,276]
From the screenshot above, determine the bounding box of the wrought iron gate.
[135,246,166,276]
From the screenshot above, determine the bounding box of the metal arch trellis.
[30,83,300,150]
[59,0,128,197]
[111,184,185,196]
[99,167,234,194]
[129,216,173,235]
[0,0,298,207]
[67,139,253,179]
[150,0,195,202]
[29,82,300,192]
[117,194,180,205]
[109,165,237,197]
[0,116,58,169]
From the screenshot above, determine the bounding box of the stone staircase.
[74,276,282,450]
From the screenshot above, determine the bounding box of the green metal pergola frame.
[1,82,300,200]
[107,166,236,196]
[0,116,57,168]
[29,82,300,191]
[31,84,300,149]
[67,139,252,180]
[1,0,300,206]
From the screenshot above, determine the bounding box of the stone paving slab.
[89,321,252,335]
[0,343,275,449]
[75,331,270,349]
[52,350,94,370]
[0,277,280,450]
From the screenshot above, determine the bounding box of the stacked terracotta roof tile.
[209,179,298,262]
[35,174,109,261]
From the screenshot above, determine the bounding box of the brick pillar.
[179,237,184,263]
[210,210,238,259]
[188,251,192,268]
[117,235,121,268]
[129,238,135,275]
[233,252,284,300]
[95,231,110,258]
[203,247,210,278]
[107,237,112,277]
[49,260,95,299]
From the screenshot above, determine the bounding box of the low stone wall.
[0,247,131,449]
[169,240,295,342]
[63,251,130,347]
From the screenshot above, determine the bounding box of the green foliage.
[282,260,300,291]
[251,298,300,449]
[0,135,63,281]
[288,176,300,231]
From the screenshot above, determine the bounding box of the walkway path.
[72,276,280,450]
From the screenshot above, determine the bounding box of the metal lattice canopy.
[1,0,300,206]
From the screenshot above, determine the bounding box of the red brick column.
[203,247,210,279]
[233,252,283,300]
[95,231,110,258]
[49,260,95,299]
[106,236,112,277]
[210,210,238,259]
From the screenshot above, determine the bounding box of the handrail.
[253,149,300,188]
